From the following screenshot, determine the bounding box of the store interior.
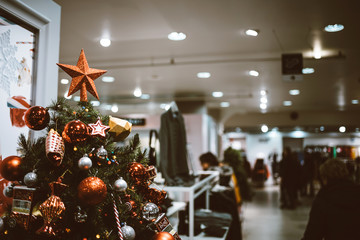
[1,0,360,239]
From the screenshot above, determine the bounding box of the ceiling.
[53,0,360,131]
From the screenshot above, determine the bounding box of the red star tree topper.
[57,49,107,102]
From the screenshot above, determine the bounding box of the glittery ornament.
[24,106,50,130]
[77,177,107,206]
[0,156,23,181]
[57,49,107,102]
[78,154,92,170]
[151,232,175,240]
[96,146,108,161]
[74,206,87,223]
[128,162,147,185]
[37,181,67,236]
[114,177,127,192]
[24,172,38,187]
[46,129,65,166]
[88,118,110,138]
[108,116,132,142]
[121,225,135,240]
[62,120,89,143]
[142,202,159,221]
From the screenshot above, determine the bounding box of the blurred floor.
[241,183,314,240]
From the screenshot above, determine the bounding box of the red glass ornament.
[77,177,107,206]
[0,156,23,181]
[62,120,89,143]
[151,232,175,240]
[24,106,50,130]
[128,162,147,185]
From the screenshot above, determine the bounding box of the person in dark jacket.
[302,158,360,240]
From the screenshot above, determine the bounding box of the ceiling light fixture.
[351,99,359,104]
[102,76,115,82]
[260,103,267,109]
[100,38,111,47]
[197,72,211,78]
[324,24,344,32]
[212,91,223,98]
[283,101,292,106]
[260,97,267,103]
[64,92,72,99]
[90,101,100,106]
[249,70,259,77]
[260,90,267,96]
[220,102,230,107]
[339,126,346,133]
[320,126,325,131]
[245,29,259,37]
[133,87,142,97]
[60,79,69,84]
[140,94,150,99]
[289,89,300,95]
[261,124,268,133]
[111,105,118,113]
[302,68,315,74]
[168,32,186,41]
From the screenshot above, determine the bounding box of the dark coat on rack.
[159,108,190,185]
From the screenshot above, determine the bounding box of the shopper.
[302,158,360,240]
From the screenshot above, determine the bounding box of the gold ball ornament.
[62,120,89,143]
[77,177,107,206]
[0,156,24,181]
[24,106,50,130]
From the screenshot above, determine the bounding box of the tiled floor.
[241,183,314,240]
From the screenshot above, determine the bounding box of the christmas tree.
[0,49,180,240]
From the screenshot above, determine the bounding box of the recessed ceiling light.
[260,103,267,109]
[102,76,115,82]
[90,101,100,106]
[260,97,267,104]
[141,94,150,99]
[261,124,268,133]
[220,102,230,107]
[133,87,142,97]
[302,68,315,74]
[260,90,267,96]
[111,105,118,113]
[351,99,359,104]
[245,29,259,37]
[283,101,292,106]
[64,92,72,99]
[249,70,259,77]
[339,126,346,133]
[324,24,344,32]
[320,126,325,131]
[100,38,111,47]
[168,32,186,41]
[197,72,211,78]
[74,96,80,102]
[60,79,69,84]
[289,89,300,95]
[212,91,223,98]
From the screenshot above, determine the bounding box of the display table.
[163,171,220,240]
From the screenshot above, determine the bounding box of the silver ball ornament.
[0,217,4,231]
[24,172,38,187]
[96,146,108,160]
[114,177,127,192]
[78,154,92,170]
[121,225,136,240]
[3,186,13,198]
[142,202,160,221]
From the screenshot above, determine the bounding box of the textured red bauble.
[151,232,175,240]
[128,162,147,185]
[0,156,24,181]
[62,120,89,143]
[24,106,50,130]
[77,177,107,206]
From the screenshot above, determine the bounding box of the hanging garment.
[148,129,159,167]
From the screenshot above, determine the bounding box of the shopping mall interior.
[1,0,360,239]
